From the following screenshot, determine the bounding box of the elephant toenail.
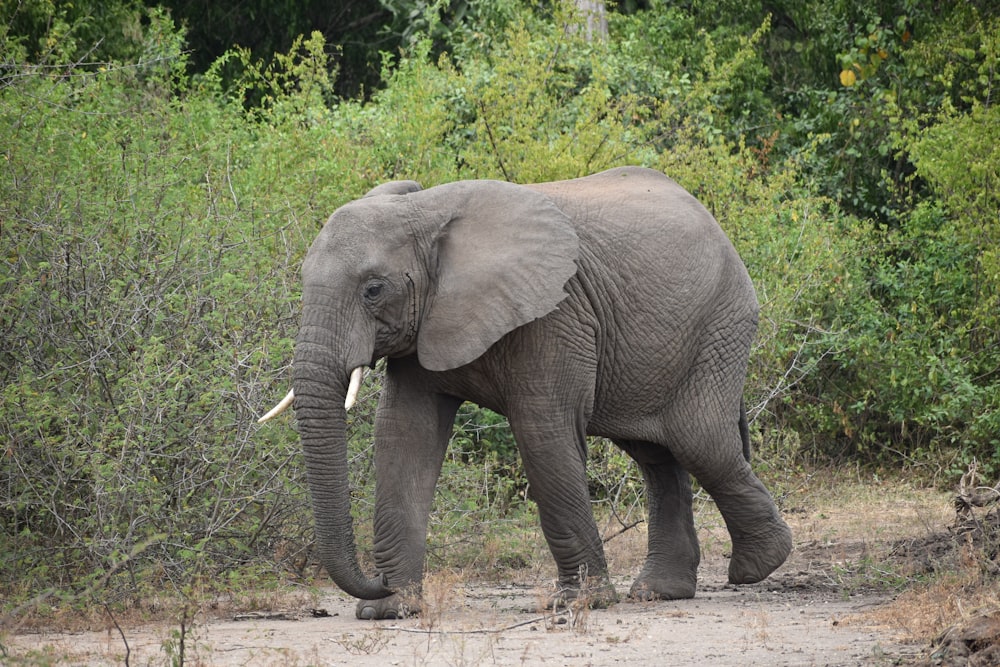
[358,606,376,620]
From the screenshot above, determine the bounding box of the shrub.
[786,15,1000,469]
[0,11,311,606]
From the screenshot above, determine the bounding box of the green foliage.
[153,0,396,99]
[608,2,774,146]
[784,13,1000,468]
[353,40,460,183]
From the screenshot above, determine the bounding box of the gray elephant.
[259,166,792,620]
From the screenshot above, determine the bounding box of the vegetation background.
[1,0,997,626]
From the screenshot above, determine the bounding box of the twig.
[602,519,645,543]
[477,100,510,181]
[104,604,131,667]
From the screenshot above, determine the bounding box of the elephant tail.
[739,399,751,462]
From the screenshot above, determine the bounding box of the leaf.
[840,69,857,87]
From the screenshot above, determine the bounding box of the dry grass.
[785,471,954,544]
[601,515,647,573]
[859,512,1000,650]
[1,578,320,638]
[741,605,772,648]
[870,572,1000,643]
[330,625,390,655]
[418,569,468,630]
[798,467,1000,652]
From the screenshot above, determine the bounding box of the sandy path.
[7,558,921,665]
[7,479,949,665]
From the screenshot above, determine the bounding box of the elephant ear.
[416,180,580,371]
[362,180,423,198]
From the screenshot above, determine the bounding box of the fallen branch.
[382,610,570,635]
[955,460,1000,518]
[232,609,329,621]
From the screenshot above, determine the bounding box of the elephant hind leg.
[617,440,699,600]
[664,415,792,586]
[655,322,792,586]
[715,468,792,585]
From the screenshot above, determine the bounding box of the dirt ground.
[6,475,992,666]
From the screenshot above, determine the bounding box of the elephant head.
[262,179,579,599]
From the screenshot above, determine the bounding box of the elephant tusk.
[345,366,364,411]
[258,389,294,423]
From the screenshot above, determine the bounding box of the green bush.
[1,11,311,605]
[446,7,646,181]
[782,14,1000,468]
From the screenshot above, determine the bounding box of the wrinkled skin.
[284,167,792,620]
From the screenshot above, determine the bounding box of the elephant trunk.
[293,332,392,600]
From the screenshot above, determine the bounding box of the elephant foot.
[628,570,697,601]
[727,518,793,585]
[355,592,420,620]
[546,577,619,611]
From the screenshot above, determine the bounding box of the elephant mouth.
[404,272,418,341]
[371,274,419,360]
[258,365,367,422]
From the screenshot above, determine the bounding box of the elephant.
[259,166,792,620]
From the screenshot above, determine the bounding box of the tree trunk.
[574,0,608,42]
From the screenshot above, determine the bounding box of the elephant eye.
[363,281,385,301]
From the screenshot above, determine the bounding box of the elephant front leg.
[356,373,461,620]
[514,419,619,611]
[356,594,414,620]
[355,518,429,620]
